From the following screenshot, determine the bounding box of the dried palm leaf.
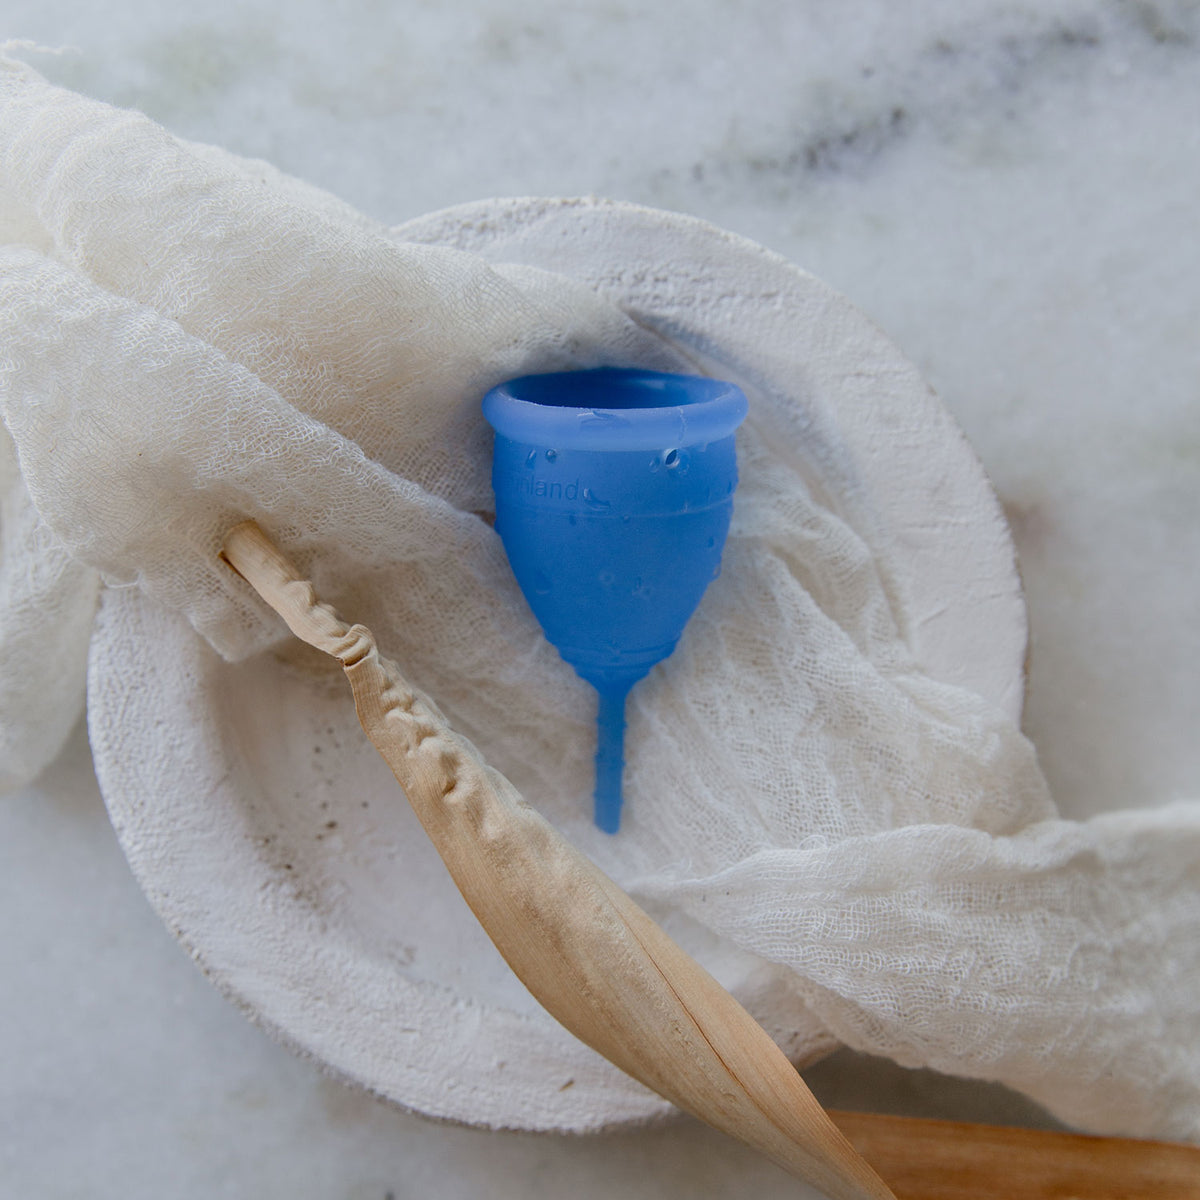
[220,519,895,1200]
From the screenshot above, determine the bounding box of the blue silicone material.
[483,368,747,832]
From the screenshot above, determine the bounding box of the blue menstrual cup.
[482,368,748,833]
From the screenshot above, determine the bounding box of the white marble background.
[2,1,1198,1196]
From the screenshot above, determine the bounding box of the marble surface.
[3,1,1198,1196]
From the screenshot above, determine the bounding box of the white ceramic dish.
[89,199,1026,1131]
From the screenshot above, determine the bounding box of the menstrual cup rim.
[482,367,748,452]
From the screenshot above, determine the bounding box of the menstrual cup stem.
[594,686,630,834]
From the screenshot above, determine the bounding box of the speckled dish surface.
[88,199,1026,1131]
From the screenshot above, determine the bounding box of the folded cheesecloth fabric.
[1,57,1197,1142]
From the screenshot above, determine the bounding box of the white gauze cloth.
[1,59,1197,1141]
